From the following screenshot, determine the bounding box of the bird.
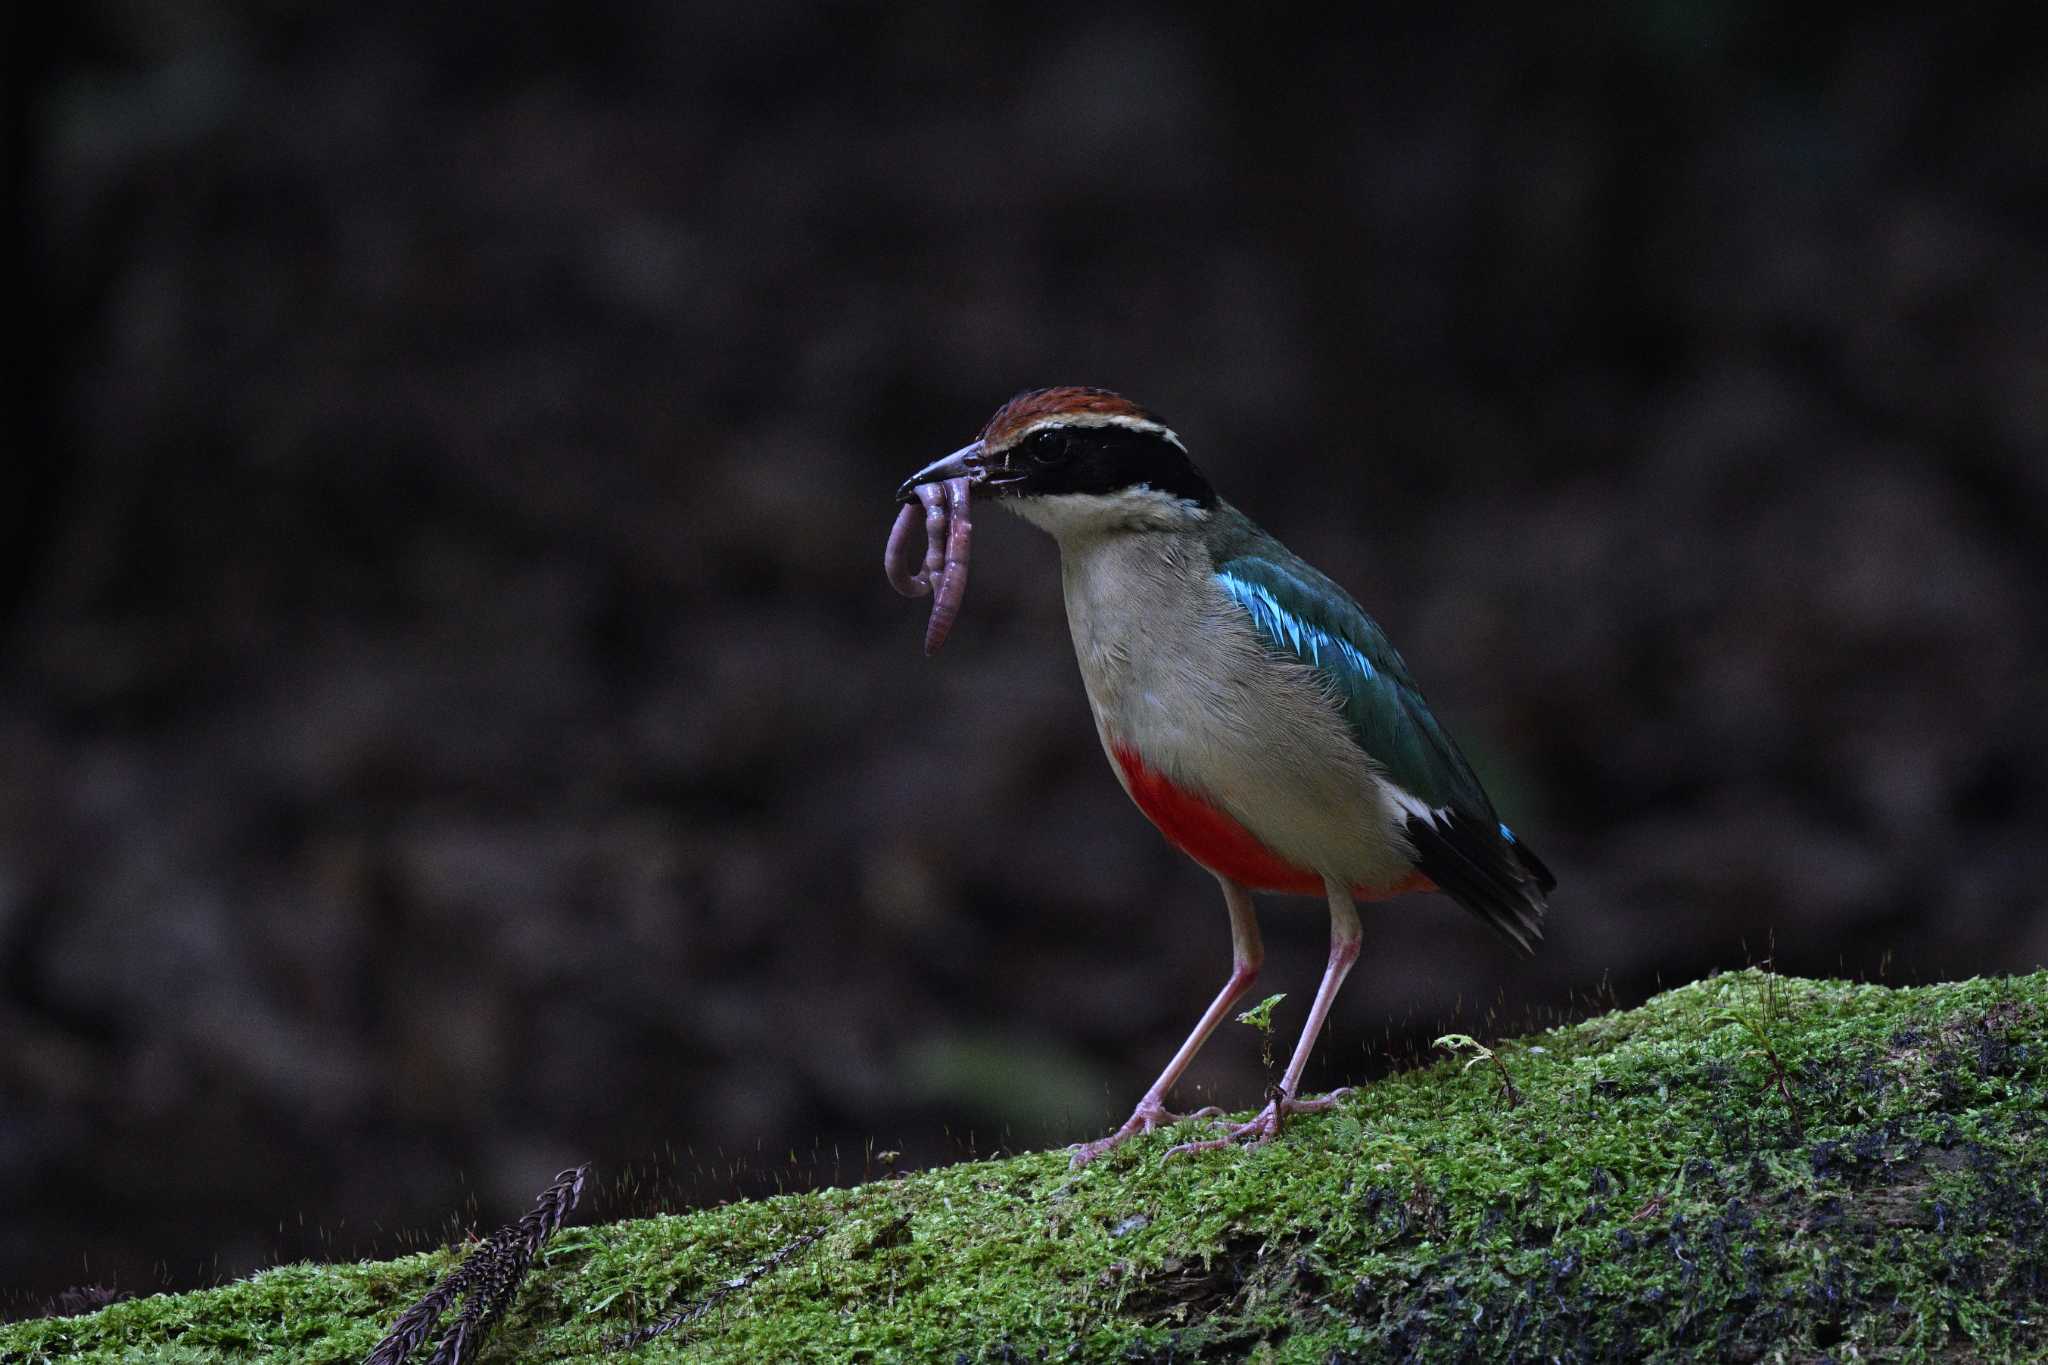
[895,386,1555,1166]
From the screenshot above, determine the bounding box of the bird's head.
[897,387,1215,538]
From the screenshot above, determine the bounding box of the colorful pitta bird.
[894,387,1555,1165]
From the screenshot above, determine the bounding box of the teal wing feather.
[1213,553,1487,815]
[1213,550,1553,949]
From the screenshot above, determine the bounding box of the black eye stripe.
[1010,425,1214,507]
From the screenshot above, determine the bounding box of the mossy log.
[4,971,2043,1362]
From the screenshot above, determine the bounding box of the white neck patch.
[1008,488,1209,539]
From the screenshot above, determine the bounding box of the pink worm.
[883,476,972,655]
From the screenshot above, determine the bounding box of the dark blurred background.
[5,0,2045,1306]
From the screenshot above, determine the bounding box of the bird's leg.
[1069,876,1262,1167]
[1168,880,1362,1157]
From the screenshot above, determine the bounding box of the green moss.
[5,971,2044,1362]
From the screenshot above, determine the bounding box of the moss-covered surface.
[5,971,2045,1363]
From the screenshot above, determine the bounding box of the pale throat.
[1007,488,1210,540]
[1042,524,1216,740]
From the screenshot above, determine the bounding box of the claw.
[1068,1098,1221,1168]
[1162,1088,1354,1160]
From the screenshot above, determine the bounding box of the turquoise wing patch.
[1215,556,1493,820]
[1215,549,1552,950]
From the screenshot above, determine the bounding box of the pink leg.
[1069,876,1263,1167]
[1167,879,1362,1157]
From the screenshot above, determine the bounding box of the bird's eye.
[1024,429,1066,464]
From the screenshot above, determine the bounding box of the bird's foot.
[1069,1096,1224,1168]
[1162,1087,1355,1160]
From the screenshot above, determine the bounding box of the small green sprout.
[1433,1033,1522,1109]
[1710,961,1799,1125]
[1237,993,1287,1069]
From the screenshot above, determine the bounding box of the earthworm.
[884,502,927,597]
[883,476,973,655]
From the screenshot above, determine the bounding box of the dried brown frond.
[363,1164,587,1365]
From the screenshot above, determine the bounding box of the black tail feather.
[1511,839,1557,896]
[1404,811,1551,955]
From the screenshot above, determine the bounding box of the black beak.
[896,440,992,504]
